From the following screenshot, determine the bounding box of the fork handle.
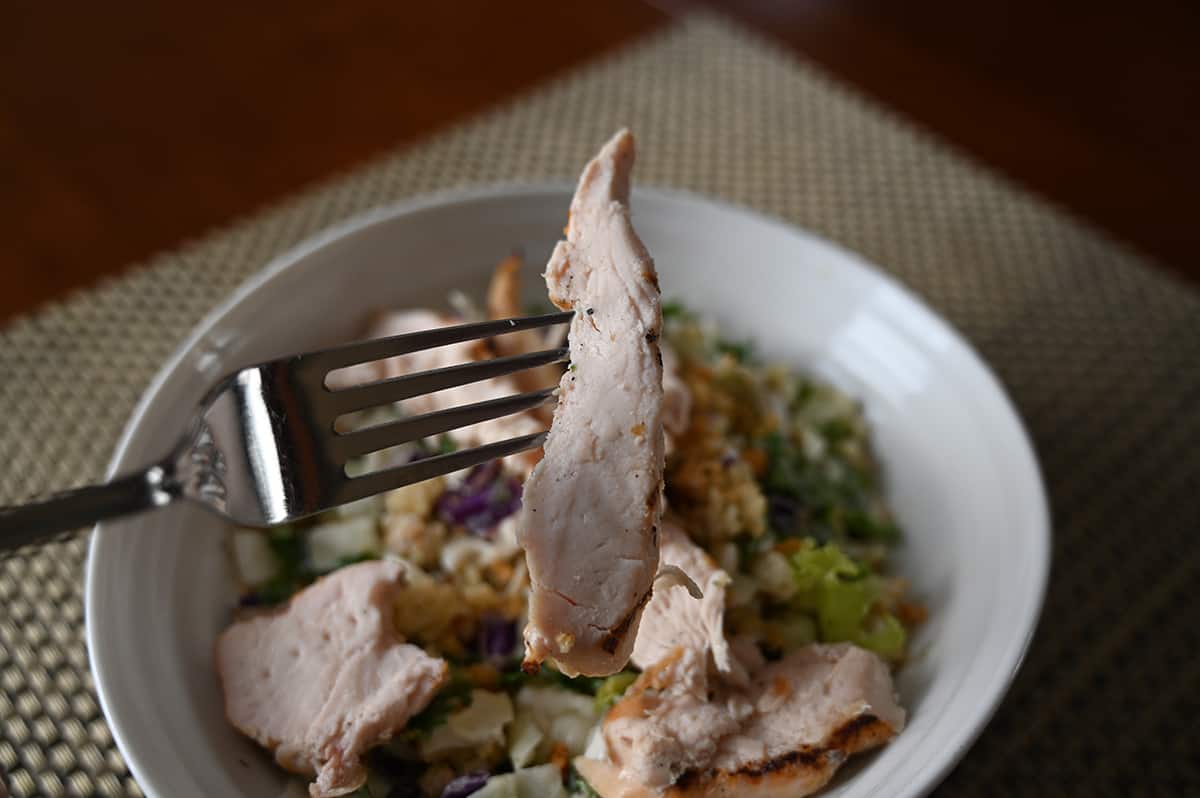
[0,466,177,551]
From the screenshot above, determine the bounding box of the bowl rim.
[86,182,1051,798]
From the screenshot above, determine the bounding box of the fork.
[0,311,573,550]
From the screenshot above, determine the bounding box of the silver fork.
[0,311,572,550]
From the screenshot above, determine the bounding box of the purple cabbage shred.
[767,492,803,535]
[441,771,490,798]
[435,461,523,538]
[478,614,518,663]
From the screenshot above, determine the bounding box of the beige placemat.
[2,12,1198,797]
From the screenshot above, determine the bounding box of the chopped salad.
[224,287,921,798]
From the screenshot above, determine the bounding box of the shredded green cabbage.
[788,540,907,661]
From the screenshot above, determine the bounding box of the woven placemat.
[2,12,1198,797]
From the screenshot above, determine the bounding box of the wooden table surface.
[2,0,1197,325]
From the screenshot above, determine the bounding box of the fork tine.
[336,431,549,504]
[332,388,557,461]
[324,346,568,417]
[309,311,574,373]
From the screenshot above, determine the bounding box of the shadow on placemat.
[2,11,1199,798]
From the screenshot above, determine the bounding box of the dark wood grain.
[2,1,1198,325]
[0,1,666,324]
[693,0,1200,281]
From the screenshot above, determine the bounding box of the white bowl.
[86,185,1049,798]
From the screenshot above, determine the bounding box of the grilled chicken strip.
[630,520,742,681]
[519,129,666,676]
[216,560,448,797]
[577,643,904,798]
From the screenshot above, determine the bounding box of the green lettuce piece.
[789,540,861,598]
[761,429,902,545]
[593,671,638,713]
[788,540,906,660]
[854,614,907,661]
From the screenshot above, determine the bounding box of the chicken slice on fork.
[518,128,666,677]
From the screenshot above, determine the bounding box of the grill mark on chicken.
[669,714,888,793]
[589,561,905,798]
[552,588,580,607]
[600,587,656,654]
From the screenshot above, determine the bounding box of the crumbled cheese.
[752,550,797,601]
[440,517,523,577]
[230,530,279,587]
[305,516,379,572]
[383,513,446,568]
[384,475,447,518]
